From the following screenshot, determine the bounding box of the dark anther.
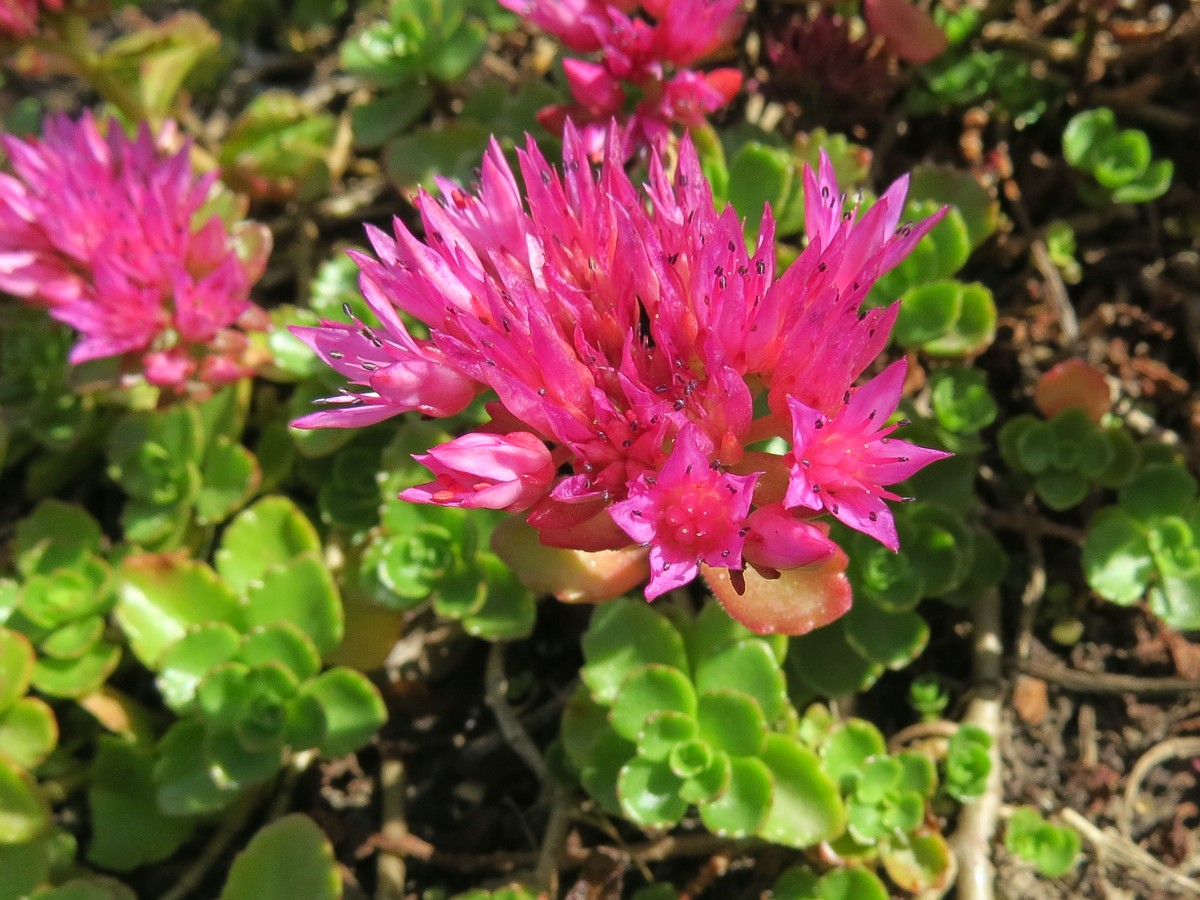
[721,549,730,557]
[812,485,821,493]
[756,259,766,275]
[868,512,878,522]
[674,399,686,410]
[715,265,723,277]
[843,390,851,404]
[329,351,343,359]
[898,456,909,462]
[726,484,738,495]
[817,262,828,273]
[655,384,669,394]
[897,418,912,427]
[622,440,632,447]
[814,419,824,429]
[686,465,693,474]
[342,302,353,317]
[538,388,547,396]
[801,458,811,467]
[668,252,679,265]
[361,361,377,371]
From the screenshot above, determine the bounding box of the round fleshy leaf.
[215,496,322,595]
[461,552,536,641]
[156,623,242,712]
[1119,463,1198,523]
[704,552,852,637]
[698,755,772,837]
[20,570,102,630]
[687,600,787,670]
[283,693,327,751]
[580,729,638,815]
[116,555,239,667]
[207,728,285,789]
[561,685,615,770]
[30,876,139,899]
[815,868,889,900]
[300,668,387,757]
[0,628,35,711]
[1035,469,1089,511]
[196,662,270,730]
[0,697,58,770]
[758,734,845,848]
[822,719,886,791]
[32,641,121,698]
[617,757,687,829]
[238,623,321,683]
[155,720,240,816]
[880,829,954,893]
[581,599,688,705]
[220,814,341,900]
[243,555,343,657]
[38,616,104,661]
[87,737,195,871]
[0,837,49,900]
[771,865,819,899]
[0,755,50,843]
[843,601,929,670]
[1083,509,1154,604]
[15,500,102,577]
[696,690,767,757]
[611,665,697,741]
[678,747,730,805]
[637,711,699,762]
[1149,570,1200,632]
[857,756,903,804]
[196,437,262,527]
[787,620,883,698]
[694,640,787,723]
[896,751,936,798]
[668,739,714,780]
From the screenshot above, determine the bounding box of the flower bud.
[402,432,555,512]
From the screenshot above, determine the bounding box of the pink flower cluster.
[0,113,271,394]
[503,0,744,159]
[0,0,62,39]
[293,126,950,610]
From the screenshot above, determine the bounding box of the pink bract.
[0,113,271,395]
[294,125,949,624]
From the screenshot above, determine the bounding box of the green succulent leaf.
[0,629,35,711]
[822,719,887,792]
[843,600,929,670]
[243,554,344,657]
[0,837,50,900]
[215,496,322,596]
[15,500,102,578]
[116,555,240,667]
[757,734,845,847]
[238,624,322,684]
[561,685,615,770]
[301,668,387,757]
[0,697,58,770]
[0,755,50,843]
[32,640,121,698]
[156,623,243,712]
[1005,807,1081,877]
[582,599,689,706]
[220,814,341,900]
[617,757,688,829]
[788,620,883,697]
[87,737,195,871]
[637,710,699,763]
[880,829,954,893]
[698,755,773,837]
[1083,508,1154,604]
[196,437,262,526]
[696,690,767,758]
[611,665,697,741]
[694,639,788,723]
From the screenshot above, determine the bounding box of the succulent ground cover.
[1,1,1199,898]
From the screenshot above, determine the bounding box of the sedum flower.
[609,425,758,599]
[401,431,556,512]
[504,0,743,159]
[295,124,947,628]
[785,359,951,551]
[0,0,62,39]
[0,113,271,395]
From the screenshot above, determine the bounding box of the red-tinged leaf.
[702,548,852,636]
[863,0,948,65]
[491,517,649,603]
[1034,359,1110,423]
